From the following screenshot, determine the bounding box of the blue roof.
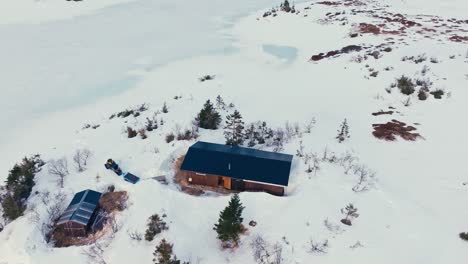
[180,141,293,186]
[57,189,102,226]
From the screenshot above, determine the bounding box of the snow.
[1,0,468,263]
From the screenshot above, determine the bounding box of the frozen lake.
[0,0,307,152]
[262,44,298,62]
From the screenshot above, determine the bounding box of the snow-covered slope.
[1,0,467,263]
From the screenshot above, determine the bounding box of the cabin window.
[188,177,192,182]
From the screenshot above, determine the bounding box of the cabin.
[179,141,293,196]
[56,189,103,237]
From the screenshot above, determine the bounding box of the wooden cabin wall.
[59,222,87,237]
[185,171,218,187]
[244,181,285,196]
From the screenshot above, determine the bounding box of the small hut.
[178,141,293,196]
[56,189,103,237]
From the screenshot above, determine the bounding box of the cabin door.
[222,177,231,189]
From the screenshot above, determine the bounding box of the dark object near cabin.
[179,141,293,196]
[56,189,104,237]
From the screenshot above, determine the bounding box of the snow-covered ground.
[1,0,468,263]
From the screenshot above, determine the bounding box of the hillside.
[0,0,467,263]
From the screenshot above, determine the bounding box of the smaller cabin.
[179,141,293,196]
[56,189,103,237]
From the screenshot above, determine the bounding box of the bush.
[418,89,428,100]
[430,89,444,99]
[127,127,137,138]
[145,214,168,241]
[176,129,198,141]
[153,239,185,264]
[396,76,415,95]
[460,232,468,241]
[165,133,175,143]
[139,129,147,139]
[195,100,221,129]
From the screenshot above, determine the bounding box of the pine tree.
[245,123,256,147]
[224,110,245,146]
[213,194,245,247]
[195,100,221,129]
[336,119,350,143]
[1,194,24,220]
[153,239,183,264]
[340,203,359,226]
[162,102,168,113]
[215,95,226,110]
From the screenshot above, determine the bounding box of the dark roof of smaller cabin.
[180,141,293,186]
[57,189,102,226]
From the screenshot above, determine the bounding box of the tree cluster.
[145,214,168,241]
[2,155,44,221]
[153,239,188,264]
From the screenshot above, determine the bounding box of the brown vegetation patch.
[449,35,468,42]
[372,120,421,141]
[317,1,341,5]
[310,45,363,61]
[99,191,128,213]
[317,0,364,6]
[372,110,394,116]
[358,23,381,34]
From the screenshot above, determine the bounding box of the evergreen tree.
[336,119,350,143]
[224,110,245,146]
[195,100,221,129]
[215,95,226,110]
[153,239,184,264]
[162,102,169,113]
[2,155,43,221]
[213,194,245,247]
[244,123,256,147]
[1,195,24,220]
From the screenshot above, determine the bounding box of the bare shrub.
[39,191,68,242]
[145,111,160,132]
[352,165,376,192]
[304,118,316,133]
[127,229,143,241]
[308,239,329,254]
[176,128,198,141]
[402,97,412,107]
[109,216,122,238]
[165,133,175,143]
[305,153,320,176]
[127,127,137,138]
[349,241,364,249]
[48,158,69,188]
[338,152,358,174]
[73,149,92,172]
[250,235,284,264]
[272,129,285,152]
[323,218,343,234]
[139,129,148,139]
[81,242,108,264]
